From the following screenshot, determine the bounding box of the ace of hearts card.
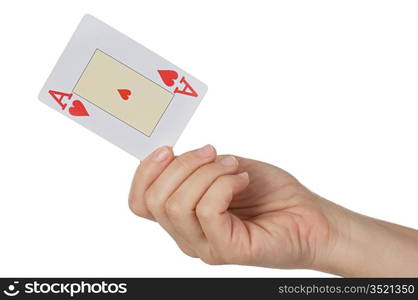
[39,15,208,160]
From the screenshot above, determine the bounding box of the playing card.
[39,15,207,160]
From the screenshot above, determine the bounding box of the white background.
[1,0,417,277]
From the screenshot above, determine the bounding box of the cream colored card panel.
[74,50,173,136]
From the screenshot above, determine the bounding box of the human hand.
[128,144,343,270]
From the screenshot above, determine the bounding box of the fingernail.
[219,156,237,167]
[196,144,215,157]
[152,146,170,162]
[237,172,249,180]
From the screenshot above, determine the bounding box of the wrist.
[312,199,418,277]
[313,204,372,276]
[307,198,356,276]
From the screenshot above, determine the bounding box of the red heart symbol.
[69,100,89,116]
[158,70,179,87]
[118,89,131,100]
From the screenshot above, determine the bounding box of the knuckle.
[178,246,198,258]
[128,201,139,215]
[129,205,147,217]
[195,203,213,220]
[128,200,149,218]
[200,255,221,265]
[165,197,183,218]
[128,192,145,217]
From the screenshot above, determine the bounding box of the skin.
[129,144,418,277]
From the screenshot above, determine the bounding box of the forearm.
[374,218,418,240]
[315,202,418,277]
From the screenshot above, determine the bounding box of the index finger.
[129,146,174,220]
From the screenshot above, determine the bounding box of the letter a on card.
[174,77,198,97]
